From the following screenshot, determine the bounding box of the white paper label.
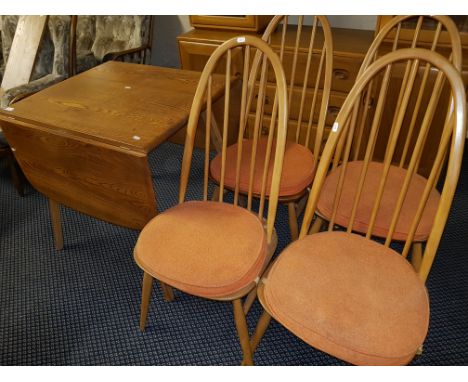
[237,37,246,43]
[332,122,339,132]
[132,135,141,141]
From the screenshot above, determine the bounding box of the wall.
[151,16,192,68]
[151,15,378,68]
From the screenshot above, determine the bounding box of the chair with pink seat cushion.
[309,16,463,270]
[210,15,334,241]
[133,35,289,366]
[248,48,466,365]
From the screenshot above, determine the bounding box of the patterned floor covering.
[1,142,467,365]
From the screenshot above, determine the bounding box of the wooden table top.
[0,61,226,153]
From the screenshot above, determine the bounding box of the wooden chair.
[210,16,333,240]
[249,49,466,365]
[310,16,463,260]
[133,36,288,366]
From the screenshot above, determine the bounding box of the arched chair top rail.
[259,15,334,53]
[247,15,334,156]
[358,15,462,76]
[248,16,334,100]
[179,35,289,242]
[301,48,466,283]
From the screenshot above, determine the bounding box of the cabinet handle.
[254,94,270,105]
[327,106,340,117]
[361,91,375,109]
[333,68,349,80]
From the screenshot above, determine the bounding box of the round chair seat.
[317,161,440,241]
[134,201,267,299]
[210,138,315,197]
[262,231,429,365]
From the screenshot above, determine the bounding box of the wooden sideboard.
[175,26,375,149]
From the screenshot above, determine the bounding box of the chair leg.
[411,242,423,272]
[295,192,309,217]
[287,202,299,241]
[233,298,253,366]
[250,309,272,354]
[140,271,154,331]
[160,281,174,302]
[243,287,257,315]
[48,199,63,250]
[309,216,324,235]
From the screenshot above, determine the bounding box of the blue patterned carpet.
[1,142,467,365]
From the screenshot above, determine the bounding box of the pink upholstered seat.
[210,138,316,197]
[316,161,441,241]
[262,231,429,365]
[134,201,267,299]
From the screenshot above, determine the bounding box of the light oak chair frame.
[212,15,333,241]
[136,35,288,366]
[248,49,466,363]
[309,15,462,267]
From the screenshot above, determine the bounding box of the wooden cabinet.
[176,26,374,149]
[189,16,273,32]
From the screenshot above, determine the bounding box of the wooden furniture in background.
[134,36,288,366]
[0,61,226,249]
[177,21,375,149]
[189,15,273,32]
[250,48,467,366]
[209,15,334,241]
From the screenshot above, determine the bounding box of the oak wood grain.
[2,62,226,153]
[1,118,157,229]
